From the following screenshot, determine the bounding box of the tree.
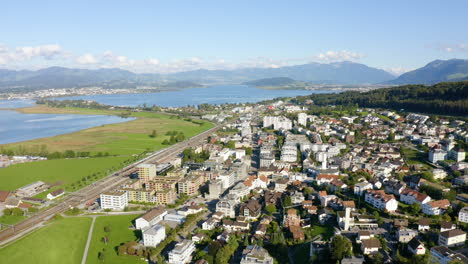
[243,236,250,247]
[330,235,352,260]
[283,195,292,207]
[101,236,109,245]
[410,203,421,215]
[265,204,277,215]
[118,245,127,255]
[150,130,157,138]
[104,225,111,233]
[98,250,106,262]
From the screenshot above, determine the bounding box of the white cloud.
[432,43,468,53]
[15,44,63,60]
[383,67,413,76]
[314,50,364,62]
[76,53,98,64]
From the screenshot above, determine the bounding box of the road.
[0,122,224,245]
[81,216,96,264]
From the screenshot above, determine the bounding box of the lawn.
[0,156,130,191]
[86,214,145,264]
[310,224,335,240]
[291,242,311,263]
[0,217,91,264]
[0,215,27,226]
[5,106,213,156]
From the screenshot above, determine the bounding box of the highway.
[0,123,223,244]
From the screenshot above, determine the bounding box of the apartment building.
[100,191,128,210]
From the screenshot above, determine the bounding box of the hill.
[243,77,297,87]
[299,81,468,116]
[0,61,395,90]
[387,59,468,85]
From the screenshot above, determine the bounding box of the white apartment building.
[168,239,195,264]
[100,191,128,210]
[240,245,274,264]
[354,181,373,196]
[298,113,308,126]
[429,149,447,163]
[280,143,297,162]
[438,229,466,247]
[364,190,398,212]
[422,199,450,216]
[458,207,468,223]
[143,224,166,247]
[263,116,292,130]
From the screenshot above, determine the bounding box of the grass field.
[86,214,145,264]
[0,217,91,264]
[4,106,213,156]
[0,156,130,191]
[0,215,27,226]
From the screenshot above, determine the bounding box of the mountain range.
[0,59,467,90]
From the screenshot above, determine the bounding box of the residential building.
[137,164,157,182]
[430,246,468,264]
[397,229,417,243]
[341,256,365,264]
[422,199,450,216]
[178,175,203,196]
[458,207,468,223]
[438,229,466,247]
[239,200,262,220]
[126,189,155,203]
[449,148,466,162]
[429,149,447,163]
[143,224,166,247]
[47,189,64,200]
[408,238,426,255]
[418,218,431,232]
[284,209,300,228]
[240,245,274,264]
[364,190,398,212]
[400,188,431,205]
[168,239,195,264]
[354,181,373,196]
[100,191,128,210]
[216,199,236,218]
[154,189,177,205]
[361,238,381,254]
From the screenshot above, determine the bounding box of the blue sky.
[1,0,467,74]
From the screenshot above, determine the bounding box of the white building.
[298,113,308,126]
[449,149,466,162]
[364,190,398,212]
[100,191,128,210]
[431,246,468,264]
[429,149,447,163]
[240,245,274,264]
[168,239,195,264]
[438,229,466,247]
[422,199,450,216]
[361,238,381,254]
[263,116,292,130]
[143,224,166,247]
[458,207,468,223]
[354,181,373,196]
[216,199,236,218]
[135,207,167,230]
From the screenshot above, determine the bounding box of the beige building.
[138,164,157,182]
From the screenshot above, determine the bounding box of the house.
[400,188,431,205]
[239,200,262,220]
[240,245,274,264]
[408,238,426,255]
[361,238,381,254]
[330,179,348,192]
[274,179,289,192]
[316,174,340,185]
[291,191,305,204]
[135,207,167,230]
[289,226,305,241]
[384,180,406,196]
[394,219,408,230]
[430,246,468,264]
[354,181,373,196]
[5,197,22,208]
[212,211,225,222]
[397,229,417,243]
[422,199,450,216]
[142,224,166,247]
[364,190,398,212]
[191,233,207,243]
[46,189,65,200]
[217,231,230,242]
[418,218,431,232]
[100,191,128,210]
[284,209,300,228]
[178,205,203,216]
[222,219,250,232]
[168,240,196,264]
[202,218,218,230]
[255,224,267,237]
[440,221,456,232]
[438,229,466,247]
[357,231,373,242]
[341,256,365,264]
[459,207,468,223]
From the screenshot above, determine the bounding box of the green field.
[0,215,27,226]
[4,106,213,156]
[86,214,145,264]
[0,156,130,192]
[0,217,91,264]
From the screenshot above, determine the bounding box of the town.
[1,96,467,264]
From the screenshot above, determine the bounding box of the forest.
[295,81,468,116]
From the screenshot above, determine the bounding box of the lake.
[0,85,330,145]
[57,85,323,107]
[0,110,134,145]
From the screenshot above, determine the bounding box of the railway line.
[0,123,224,245]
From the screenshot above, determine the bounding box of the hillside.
[243,77,297,87]
[387,59,468,85]
[0,61,395,91]
[299,81,468,116]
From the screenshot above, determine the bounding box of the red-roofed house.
[400,188,431,205]
[422,199,451,216]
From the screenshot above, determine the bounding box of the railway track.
[0,123,224,244]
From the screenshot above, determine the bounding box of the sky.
[1,0,467,75]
